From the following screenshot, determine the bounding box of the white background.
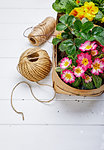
[0,0,104,149]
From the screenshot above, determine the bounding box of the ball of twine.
[18,47,52,82]
[11,47,55,121]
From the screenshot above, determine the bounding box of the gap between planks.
[0,123,104,126]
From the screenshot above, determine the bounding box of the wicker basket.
[52,13,104,97]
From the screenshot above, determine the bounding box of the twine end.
[21,113,24,121]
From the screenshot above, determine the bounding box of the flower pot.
[52,13,104,96]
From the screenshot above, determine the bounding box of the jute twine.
[24,17,56,46]
[11,47,56,120]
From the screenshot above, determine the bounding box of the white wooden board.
[0,0,104,149]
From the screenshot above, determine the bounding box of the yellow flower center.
[86,45,92,49]
[75,68,81,74]
[86,75,90,80]
[82,58,89,66]
[64,61,69,66]
[93,63,100,70]
[91,51,95,55]
[65,73,71,80]
[56,33,62,40]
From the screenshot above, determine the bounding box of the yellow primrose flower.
[84,2,98,15]
[101,17,104,23]
[69,8,79,16]
[76,12,85,20]
[84,2,95,8]
[85,13,95,21]
[69,2,98,21]
[56,33,62,40]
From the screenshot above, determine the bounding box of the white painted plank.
[0,0,54,9]
[0,126,103,150]
[0,38,53,58]
[0,9,56,24]
[1,100,104,124]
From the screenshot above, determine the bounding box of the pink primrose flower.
[85,75,92,83]
[61,70,75,84]
[91,58,104,75]
[76,52,92,71]
[60,57,72,69]
[73,66,85,77]
[91,49,98,56]
[79,41,97,52]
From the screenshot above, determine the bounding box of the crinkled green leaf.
[94,35,104,46]
[92,26,104,35]
[52,2,66,13]
[95,10,103,21]
[92,75,102,88]
[66,0,78,14]
[61,32,73,39]
[82,21,94,33]
[59,14,69,24]
[66,45,76,55]
[74,19,82,31]
[56,23,67,31]
[52,38,61,45]
[82,79,94,89]
[72,77,81,87]
[74,38,85,47]
[59,39,73,51]
[78,32,88,40]
[67,15,76,26]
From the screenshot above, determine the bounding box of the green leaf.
[55,67,62,72]
[67,15,75,26]
[64,28,71,33]
[66,0,78,14]
[82,79,94,89]
[78,32,88,40]
[72,77,81,87]
[59,14,69,24]
[61,32,73,39]
[82,21,94,33]
[74,38,85,47]
[99,31,104,37]
[95,10,103,20]
[59,39,73,51]
[94,35,104,46]
[88,36,95,41]
[66,45,76,55]
[92,26,104,35]
[52,2,66,13]
[74,19,82,31]
[56,23,67,31]
[92,75,102,88]
[52,38,61,45]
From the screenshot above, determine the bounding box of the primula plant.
[52,0,104,24]
[52,14,104,89]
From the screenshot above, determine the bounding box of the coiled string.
[11,47,56,121]
[23,26,56,44]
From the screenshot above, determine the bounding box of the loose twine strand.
[11,48,56,121]
[11,81,56,121]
